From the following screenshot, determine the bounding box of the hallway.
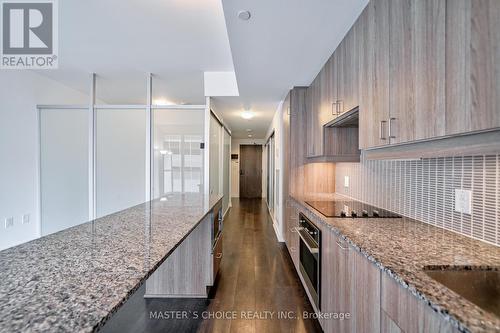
[101,198,322,333]
[198,198,322,332]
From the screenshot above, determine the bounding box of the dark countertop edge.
[92,195,223,332]
[289,195,471,333]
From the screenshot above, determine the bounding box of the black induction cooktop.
[305,200,401,218]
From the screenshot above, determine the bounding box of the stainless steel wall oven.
[298,213,321,310]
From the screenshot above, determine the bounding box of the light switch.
[4,217,14,229]
[22,214,30,224]
[455,189,472,215]
[344,176,350,188]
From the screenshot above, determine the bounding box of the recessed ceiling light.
[241,111,254,120]
[248,134,253,138]
[238,10,251,21]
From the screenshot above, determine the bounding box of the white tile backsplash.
[335,153,500,246]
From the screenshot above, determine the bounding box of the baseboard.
[273,222,285,242]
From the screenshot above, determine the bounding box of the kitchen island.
[0,193,222,333]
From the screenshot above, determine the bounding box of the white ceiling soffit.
[37,0,234,105]
[217,0,368,139]
[204,71,239,96]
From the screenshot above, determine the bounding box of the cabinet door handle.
[290,227,297,233]
[216,253,223,259]
[379,120,387,140]
[337,100,343,115]
[290,246,296,252]
[331,102,338,116]
[336,239,349,251]
[389,117,396,139]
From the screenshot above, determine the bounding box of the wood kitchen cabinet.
[381,273,459,333]
[297,207,461,333]
[336,22,360,116]
[306,23,361,157]
[306,66,329,157]
[359,0,499,151]
[358,0,390,149]
[446,0,500,135]
[350,248,381,333]
[285,204,299,269]
[320,224,381,333]
[321,231,352,333]
[389,0,446,144]
[145,213,213,297]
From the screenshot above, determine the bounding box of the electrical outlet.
[344,176,350,188]
[22,214,30,224]
[455,189,472,215]
[4,217,14,229]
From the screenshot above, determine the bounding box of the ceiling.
[37,0,368,139]
[216,0,368,139]
[38,0,234,105]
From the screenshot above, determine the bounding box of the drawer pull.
[216,253,222,259]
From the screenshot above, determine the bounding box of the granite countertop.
[0,193,222,333]
[290,194,500,333]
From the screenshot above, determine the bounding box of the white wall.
[0,71,89,250]
[230,138,266,198]
[40,109,89,236]
[265,101,285,242]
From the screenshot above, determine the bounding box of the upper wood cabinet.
[359,0,390,149]
[304,0,499,153]
[306,75,321,157]
[389,0,446,144]
[446,0,500,135]
[306,59,335,157]
[306,19,362,156]
[359,0,499,150]
[337,22,361,115]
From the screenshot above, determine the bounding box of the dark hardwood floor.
[101,198,322,333]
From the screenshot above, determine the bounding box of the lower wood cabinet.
[312,214,457,333]
[321,230,353,332]
[381,310,404,333]
[350,248,381,333]
[381,274,459,333]
[320,225,380,333]
[144,214,212,298]
[285,203,299,269]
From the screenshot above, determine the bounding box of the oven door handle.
[297,228,319,254]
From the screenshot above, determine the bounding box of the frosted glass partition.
[40,108,89,235]
[209,114,222,196]
[222,129,230,214]
[152,108,204,198]
[96,108,147,218]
